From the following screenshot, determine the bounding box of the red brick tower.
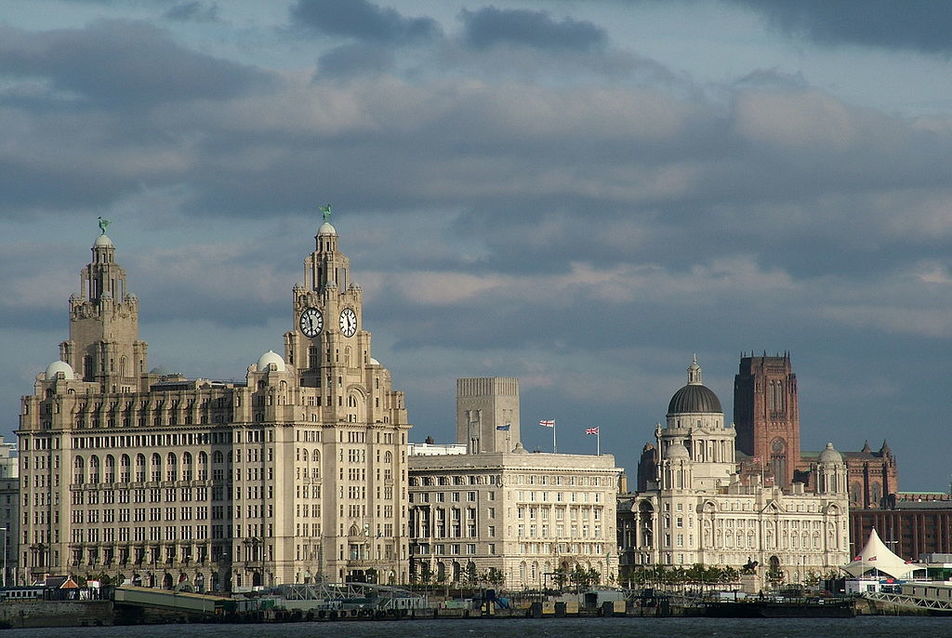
[733,353,800,489]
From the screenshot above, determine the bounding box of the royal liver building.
[18,214,411,590]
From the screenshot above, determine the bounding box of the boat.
[703,598,855,618]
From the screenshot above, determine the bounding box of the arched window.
[73,456,85,484]
[871,482,882,507]
[105,455,116,482]
[120,454,131,482]
[135,454,146,482]
[198,452,208,480]
[166,452,178,481]
[151,453,162,482]
[89,455,100,483]
[182,452,193,481]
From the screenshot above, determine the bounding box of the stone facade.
[734,354,800,489]
[840,442,898,509]
[409,449,620,589]
[733,353,899,508]
[17,219,411,590]
[0,437,18,585]
[456,377,520,454]
[409,377,621,589]
[623,359,850,585]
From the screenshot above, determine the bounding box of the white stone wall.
[409,451,621,589]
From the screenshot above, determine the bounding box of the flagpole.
[597,430,600,456]
[553,421,557,454]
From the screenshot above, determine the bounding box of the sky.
[1,0,951,492]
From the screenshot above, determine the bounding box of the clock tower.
[285,210,366,395]
[276,208,410,583]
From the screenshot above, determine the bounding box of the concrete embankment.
[0,599,113,628]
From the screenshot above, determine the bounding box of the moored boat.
[703,598,855,618]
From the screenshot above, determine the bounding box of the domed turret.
[94,234,114,248]
[45,360,75,381]
[818,442,843,464]
[667,355,722,415]
[817,442,847,495]
[257,350,286,372]
[665,440,690,460]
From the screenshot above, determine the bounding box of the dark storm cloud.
[0,156,131,214]
[0,20,271,107]
[289,0,441,44]
[163,1,221,23]
[731,0,952,53]
[317,43,394,77]
[459,6,607,51]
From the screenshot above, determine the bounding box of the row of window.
[517,505,602,520]
[411,475,498,487]
[410,491,483,504]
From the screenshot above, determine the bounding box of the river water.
[3,617,949,638]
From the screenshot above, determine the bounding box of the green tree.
[720,566,739,584]
[465,561,479,586]
[570,564,589,589]
[484,568,504,588]
[585,567,601,587]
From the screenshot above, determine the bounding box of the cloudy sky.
[2,0,951,491]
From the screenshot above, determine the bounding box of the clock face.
[299,307,323,338]
[339,307,357,337]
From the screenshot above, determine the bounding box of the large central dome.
[667,355,723,415]
[668,384,722,414]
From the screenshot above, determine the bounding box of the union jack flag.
[538,419,555,427]
[585,427,599,435]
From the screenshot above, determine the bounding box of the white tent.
[842,528,924,580]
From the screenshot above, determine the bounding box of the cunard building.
[18,214,411,590]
